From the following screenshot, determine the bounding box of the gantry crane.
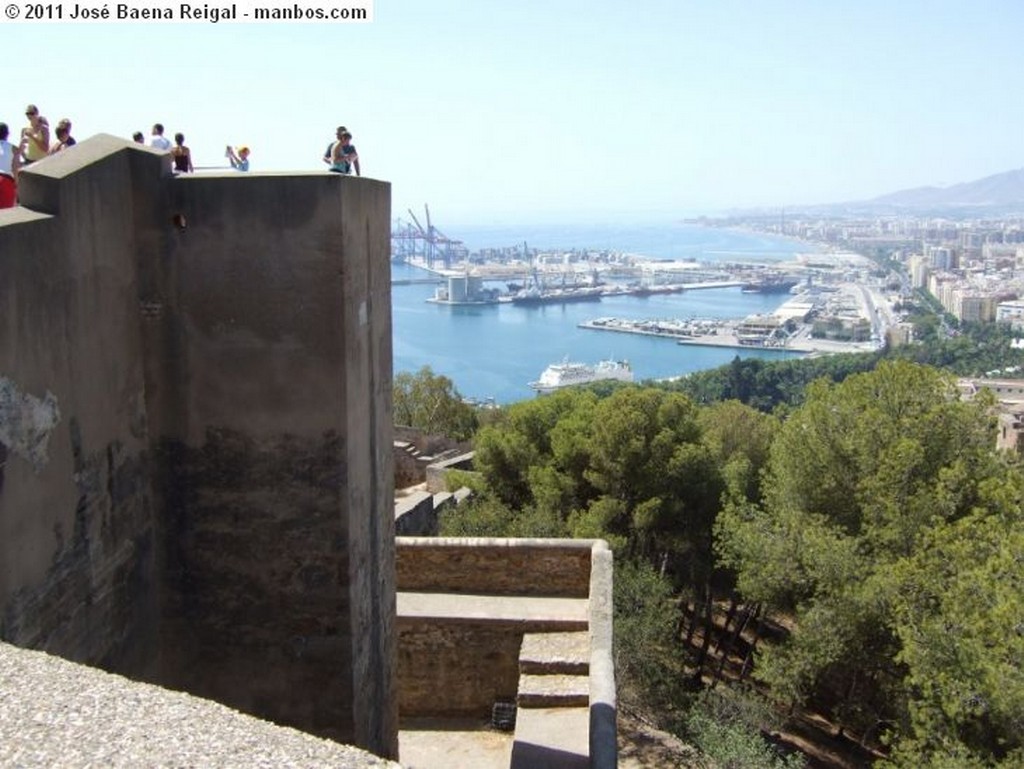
[390,205,467,268]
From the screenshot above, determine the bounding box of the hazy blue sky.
[7,0,1023,225]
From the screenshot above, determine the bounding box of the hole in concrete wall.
[492,701,517,731]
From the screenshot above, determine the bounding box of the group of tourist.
[1,104,77,208]
[1,105,363,209]
[136,124,199,174]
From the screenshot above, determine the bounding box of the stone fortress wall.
[0,136,397,758]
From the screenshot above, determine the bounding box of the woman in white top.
[0,122,20,209]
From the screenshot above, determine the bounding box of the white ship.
[529,358,634,392]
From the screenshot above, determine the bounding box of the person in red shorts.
[0,122,20,208]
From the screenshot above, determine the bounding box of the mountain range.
[862,167,1024,211]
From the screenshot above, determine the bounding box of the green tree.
[393,366,479,441]
[685,687,804,769]
[716,361,1001,740]
[614,559,686,712]
[472,386,722,584]
[885,470,1024,766]
[698,400,778,505]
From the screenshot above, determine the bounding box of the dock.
[394,277,444,286]
[579,316,880,355]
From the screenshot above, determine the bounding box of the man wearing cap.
[19,105,50,165]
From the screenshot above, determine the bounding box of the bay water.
[392,222,815,403]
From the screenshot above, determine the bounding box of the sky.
[7,0,1024,226]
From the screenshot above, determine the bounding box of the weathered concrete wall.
[396,538,593,597]
[0,139,168,678]
[0,137,398,759]
[151,170,396,754]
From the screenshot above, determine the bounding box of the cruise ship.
[529,358,634,392]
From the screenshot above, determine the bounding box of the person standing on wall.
[150,123,172,151]
[49,119,77,154]
[329,130,360,176]
[226,145,250,171]
[0,122,21,208]
[323,125,347,167]
[171,133,194,173]
[19,105,49,166]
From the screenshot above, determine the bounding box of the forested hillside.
[430,360,1024,767]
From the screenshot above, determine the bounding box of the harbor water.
[391,222,814,404]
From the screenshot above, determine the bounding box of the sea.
[391,221,818,404]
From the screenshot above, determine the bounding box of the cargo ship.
[510,286,604,305]
[740,278,800,294]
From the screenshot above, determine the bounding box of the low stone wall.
[395,538,593,598]
[424,451,475,494]
[393,443,423,489]
[394,491,437,536]
[393,426,462,457]
[588,541,617,769]
[397,621,522,717]
[395,537,617,766]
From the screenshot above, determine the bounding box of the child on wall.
[226,145,250,172]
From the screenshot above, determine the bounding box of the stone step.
[397,592,589,630]
[519,631,590,675]
[517,673,589,709]
[511,706,590,769]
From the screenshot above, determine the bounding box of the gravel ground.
[0,643,402,768]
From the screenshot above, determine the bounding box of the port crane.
[390,204,467,268]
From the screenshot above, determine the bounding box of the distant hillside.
[863,167,1024,211]
[721,167,1024,218]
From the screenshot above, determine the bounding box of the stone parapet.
[395,537,593,598]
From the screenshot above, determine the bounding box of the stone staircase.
[511,631,592,768]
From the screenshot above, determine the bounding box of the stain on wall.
[0,377,60,473]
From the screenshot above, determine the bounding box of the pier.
[393,277,444,286]
[579,316,879,355]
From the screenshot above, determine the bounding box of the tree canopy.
[439,356,1024,764]
[393,365,478,441]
